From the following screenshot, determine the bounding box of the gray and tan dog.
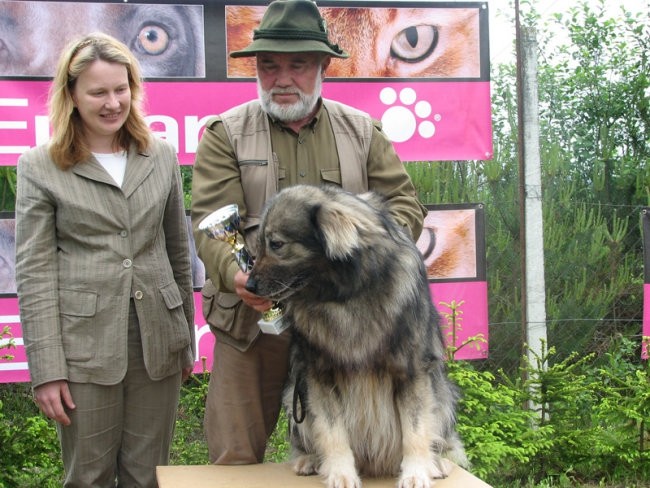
[246,185,467,488]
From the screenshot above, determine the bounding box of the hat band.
[253,28,330,43]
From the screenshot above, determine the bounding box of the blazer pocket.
[159,282,191,352]
[59,288,98,361]
[160,281,184,309]
[201,279,260,346]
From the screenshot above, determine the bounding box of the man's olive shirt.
[191,100,427,292]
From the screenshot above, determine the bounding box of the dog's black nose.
[245,275,258,294]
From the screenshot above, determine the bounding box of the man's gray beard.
[258,75,322,123]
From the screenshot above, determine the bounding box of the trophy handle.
[230,234,255,273]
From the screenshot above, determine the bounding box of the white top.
[93,151,127,187]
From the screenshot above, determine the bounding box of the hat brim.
[230,38,349,58]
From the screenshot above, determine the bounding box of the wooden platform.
[157,461,492,487]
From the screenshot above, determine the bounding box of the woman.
[15,32,195,487]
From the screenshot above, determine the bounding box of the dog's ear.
[314,199,378,260]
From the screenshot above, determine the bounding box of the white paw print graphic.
[379,87,440,143]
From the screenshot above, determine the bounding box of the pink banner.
[0,80,491,165]
[0,281,487,383]
[0,293,215,383]
[431,282,489,360]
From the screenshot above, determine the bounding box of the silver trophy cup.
[198,204,286,334]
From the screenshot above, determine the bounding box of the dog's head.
[245,185,389,301]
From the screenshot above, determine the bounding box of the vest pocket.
[240,162,270,210]
[320,168,342,185]
[201,279,261,347]
[238,159,268,166]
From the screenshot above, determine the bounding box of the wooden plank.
[157,462,492,487]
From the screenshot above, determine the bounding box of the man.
[191,0,427,465]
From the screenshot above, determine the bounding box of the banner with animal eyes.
[0,0,492,165]
[0,203,488,382]
[417,203,488,360]
[641,209,650,359]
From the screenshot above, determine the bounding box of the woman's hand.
[181,366,193,382]
[33,380,76,426]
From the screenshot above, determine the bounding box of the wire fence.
[476,202,647,376]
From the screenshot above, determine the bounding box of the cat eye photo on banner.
[226,4,482,79]
[0,0,205,78]
[416,204,486,282]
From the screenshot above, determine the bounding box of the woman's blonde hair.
[48,32,151,169]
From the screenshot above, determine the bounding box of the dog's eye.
[269,240,284,251]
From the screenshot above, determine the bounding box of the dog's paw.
[320,457,361,488]
[293,454,318,475]
[398,465,433,488]
[323,471,362,488]
[398,455,448,488]
[397,476,431,488]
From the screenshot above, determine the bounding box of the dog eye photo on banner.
[226,5,481,79]
[0,1,205,78]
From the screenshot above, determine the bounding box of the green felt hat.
[230,0,349,58]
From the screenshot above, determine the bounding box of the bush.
[170,372,210,465]
[447,361,555,481]
[449,337,650,486]
[169,369,291,465]
[0,338,648,487]
[0,384,63,488]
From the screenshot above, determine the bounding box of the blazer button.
[120,230,128,237]
[122,259,133,268]
[134,290,144,300]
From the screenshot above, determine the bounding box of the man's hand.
[233,270,273,312]
[33,380,75,426]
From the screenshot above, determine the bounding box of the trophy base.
[258,315,289,335]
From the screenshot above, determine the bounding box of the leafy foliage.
[0,385,62,487]
[1,326,15,360]
[170,372,210,465]
[0,167,17,212]
[1,340,648,487]
[448,337,650,486]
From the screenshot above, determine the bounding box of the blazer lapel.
[71,147,154,197]
[122,150,154,198]
[72,157,117,187]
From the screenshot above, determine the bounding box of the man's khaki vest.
[217,99,373,233]
[202,100,376,351]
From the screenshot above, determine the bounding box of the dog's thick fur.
[246,185,467,488]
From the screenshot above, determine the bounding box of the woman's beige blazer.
[15,138,195,388]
